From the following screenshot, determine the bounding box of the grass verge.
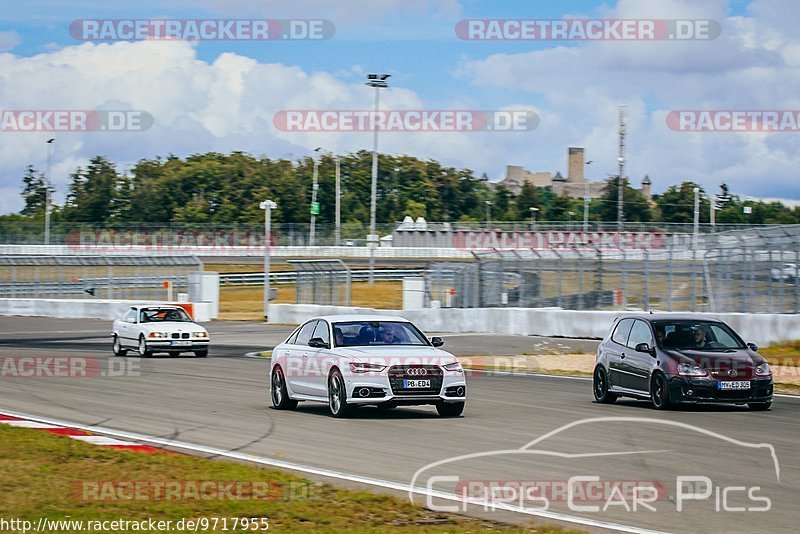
[0,424,574,533]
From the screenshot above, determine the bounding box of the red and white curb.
[0,413,162,453]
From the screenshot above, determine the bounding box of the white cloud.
[0,30,20,52]
[453,0,800,200]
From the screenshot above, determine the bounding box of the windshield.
[140,308,192,323]
[653,320,745,350]
[332,321,429,347]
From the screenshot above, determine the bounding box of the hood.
[664,348,764,379]
[141,322,203,333]
[333,345,458,366]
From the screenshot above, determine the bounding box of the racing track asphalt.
[0,317,798,533]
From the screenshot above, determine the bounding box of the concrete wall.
[0,299,212,323]
[268,304,800,347]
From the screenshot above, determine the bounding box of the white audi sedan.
[111,305,209,357]
[269,315,466,417]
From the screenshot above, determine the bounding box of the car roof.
[615,313,725,323]
[313,314,411,323]
[134,305,182,310]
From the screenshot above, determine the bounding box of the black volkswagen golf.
[593,314,773,410]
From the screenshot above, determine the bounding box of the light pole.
[692,187,700,250]
[366,73,390,284]
[583,160,592,232]
[485,200,492,228]
[334,156,341,246]
[260,200,277,319]
[309,147,321,246]
[529,207,539,232]
[44,138,55,245]
[617,158,625,231]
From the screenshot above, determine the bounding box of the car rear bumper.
[668,376,773,404]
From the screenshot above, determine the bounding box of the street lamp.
[260,200,277,319]
[485,200,493,228]
[334,155,341,246]
[44,138,55,245]
[309,147,321,246]
[692,187,700,250]
[617,156,625,231]
[528,207,539,232]
[366,73,390,285]
[583,160,593,232]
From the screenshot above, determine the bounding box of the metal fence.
[288,259,351,306]
[425,226,800,313]
[0,255,202,301]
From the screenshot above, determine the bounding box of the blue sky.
[0,0,798,213]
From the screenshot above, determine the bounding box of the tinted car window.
[611,319,634,346]
[295,320,318,346]
[627,320,653,349]
[311,320,330,345]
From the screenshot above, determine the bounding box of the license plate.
[717,380,751,390]
[171,340,191,347]
[403,379,431,389]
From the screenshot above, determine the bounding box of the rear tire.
[436,401,465,417]
[651,373,672,410]
[270,366,297,410]
[593,367,618,404]
[137,335,152,357]
[748,402,771,411]
[112,335,127,357]
[328,370,354,418]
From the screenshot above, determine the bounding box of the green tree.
[597,177,653,222]
[656,181,709,223]
[62,156,121,222]
[21,165,50,217]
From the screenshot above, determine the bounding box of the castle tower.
[641,175,652,198]
[567,147,585,183]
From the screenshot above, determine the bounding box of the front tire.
[748,402,772,411]
[270,366,297,410]
[112,335,127,357]
[593,366,618,404]
[194,350,208,358]
[436,401,465,417]
[328,370,354,418]
[137,335,152,357]
[651,373,672,410]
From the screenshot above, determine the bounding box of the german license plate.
[717,380,751,390]
[171,340,192,347]
[403,379,431,388]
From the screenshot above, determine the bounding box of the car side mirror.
[431,336,444,347]
[308,337,330,349]
[635,342,655,356]
[747,342,758,352]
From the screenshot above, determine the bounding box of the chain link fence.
[0,255,201,301]
[425,226,800,313]
[288,259,351,306]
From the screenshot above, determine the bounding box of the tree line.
[5,151,799,228]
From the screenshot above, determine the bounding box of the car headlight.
[443,361,463,373]
[755,362,772,377]
[677,362,707,376]
[148,332,168,338]
[348,362,386,374]
[194,332,208,338]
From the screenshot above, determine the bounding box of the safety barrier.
[267,304,800,347]
[0,298,212,322]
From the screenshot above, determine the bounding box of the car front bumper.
[144,339,210,351]
[345,372,466,405]
[667,376,773,404]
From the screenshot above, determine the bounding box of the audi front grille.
[387,365,444,396]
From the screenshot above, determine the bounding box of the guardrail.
[220,269,424,286]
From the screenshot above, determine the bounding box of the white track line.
[0,408,666,534]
